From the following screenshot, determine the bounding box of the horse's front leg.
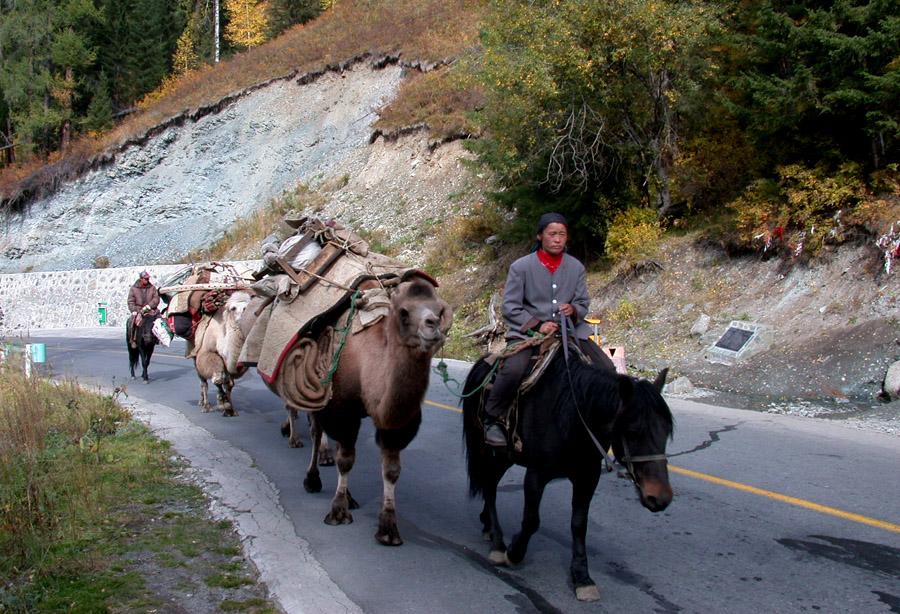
[375,448,403,546]
[140,348,152,383]
[284,407,304,448]
[311,413,334,465]
[482,478,508,564]
[324,440,357,526]
[505,469,549,567]
[570,471,602,602]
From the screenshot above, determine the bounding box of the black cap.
[537,212,568,235]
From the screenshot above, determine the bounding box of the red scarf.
[537,249,563,274]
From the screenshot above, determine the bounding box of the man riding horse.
[482,212,616,447]
[127,271,160,348]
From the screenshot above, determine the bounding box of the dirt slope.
[583,235,900,431]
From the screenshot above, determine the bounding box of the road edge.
[111,388,363,614]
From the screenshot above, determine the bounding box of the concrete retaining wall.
[0,263,260,334]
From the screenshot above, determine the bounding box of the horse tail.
[461,355,494,498]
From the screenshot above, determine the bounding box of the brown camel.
[293,276,452,546]
[193,291,253,416]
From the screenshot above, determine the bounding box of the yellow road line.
[668,466,900,533]
[426,400,460,412]
[425,400,900,534]
[40,361,900,534]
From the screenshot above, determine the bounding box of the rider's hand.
[559,303,575,317]
[538,321,560,335]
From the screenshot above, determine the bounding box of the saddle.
[481,338,592,452]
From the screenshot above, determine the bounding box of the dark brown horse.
[127,314,161,383]
[462,346,674,601]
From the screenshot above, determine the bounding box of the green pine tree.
[266,0,319,38]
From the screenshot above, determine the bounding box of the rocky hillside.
[584,237,900,419]
[0,59,483,273]
[2,53,898,434]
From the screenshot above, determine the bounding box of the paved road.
[16,330,900,614]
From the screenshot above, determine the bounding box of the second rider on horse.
[127,271,160,347]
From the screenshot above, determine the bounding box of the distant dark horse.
[127,315,161,383]
[462,345,674,601]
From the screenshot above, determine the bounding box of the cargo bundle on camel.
[159,261,256,416]
[164,215,452,545]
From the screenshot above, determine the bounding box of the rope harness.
[433,333,548,398]
[321,290,361,385]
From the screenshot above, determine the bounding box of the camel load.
[159,261,256,346]
[167,214,453,545]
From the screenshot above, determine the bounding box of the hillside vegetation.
[3,0,900,270]
[0,0,483,208]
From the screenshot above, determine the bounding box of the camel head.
[224,291,254,327]
[389,277,453,355]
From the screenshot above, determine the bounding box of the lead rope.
[321,290,361,385]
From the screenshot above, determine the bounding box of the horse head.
[389,277,453,355]
[140,315,159,346]
[612,369,674,512]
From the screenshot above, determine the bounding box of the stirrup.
[484,422,508,447]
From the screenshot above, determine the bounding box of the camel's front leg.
[198,376,214,412]
[375,448,403,546]
[324,441,356,526]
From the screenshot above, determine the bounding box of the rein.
[559,313,667,480]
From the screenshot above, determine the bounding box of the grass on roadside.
[0,361,275,614]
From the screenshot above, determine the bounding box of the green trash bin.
[98,302,108,324]
[29,343,46,363]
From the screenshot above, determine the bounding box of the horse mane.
[542,350,674,440]
[541,354,618,435]
[631,377,675,437]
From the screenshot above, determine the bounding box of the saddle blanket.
[244,246,420,384]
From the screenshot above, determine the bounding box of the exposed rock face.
[0,63,409,273]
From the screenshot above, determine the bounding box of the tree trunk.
[215,0,221,63]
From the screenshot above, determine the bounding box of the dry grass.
[373,66,483,141]
[0,365,131,563]
[0,362,276,612]
[0,0,484,205]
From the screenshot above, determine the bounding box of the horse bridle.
[617,439,668,483]
[560,313,668,483]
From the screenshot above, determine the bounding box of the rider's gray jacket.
[501,252,592,342]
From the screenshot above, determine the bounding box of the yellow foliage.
[604,207,664,264]
[224,0,270,49]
